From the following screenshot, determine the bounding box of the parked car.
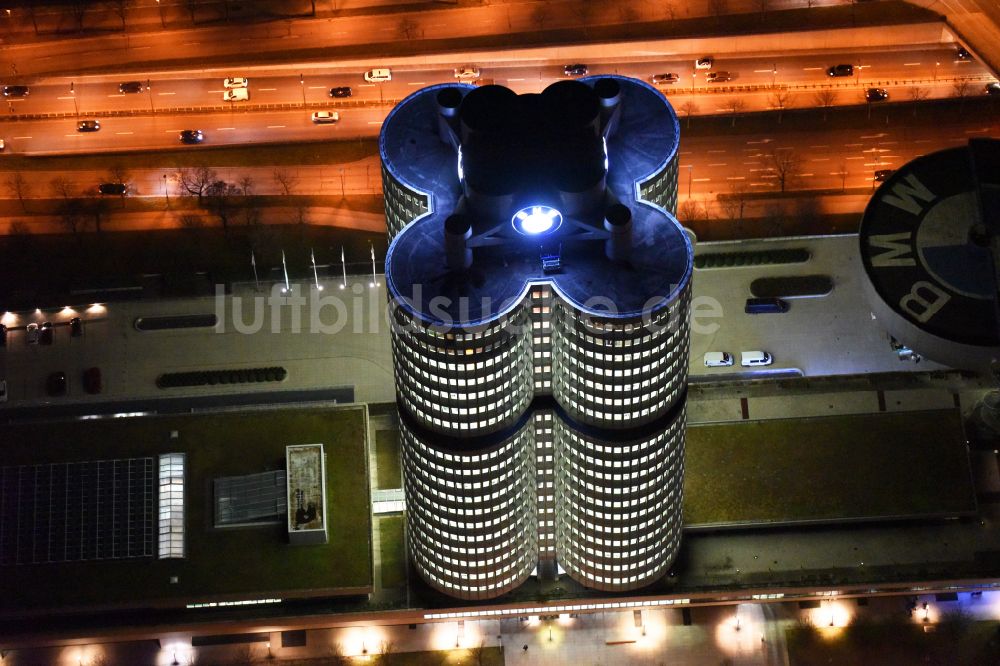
[651,72,679,85]
[865,87,889,102]
[2,85,29,97]
[69,316,83,337]
[745,297,789,314]
[874,169,895,182]
[119,81,145,93]
[98,182,127,195]
[563,63,588,76]
[311,111,340,124]
[77,119,101,132]
[223,77,249,89]
[224,87,249,102]
[695,57,713,70]
[83,367,103,395]
[46,371,67,397]
[706,71,732,83]
[704,352,734,368]
[454,67,481,81]
[741,350,773,367]
[179,129,204,144]
[39,321,54,345]
[25,322,39,344]
[364,68,392,83]
[827,64,854,77]
[329,86,353,98]
[986,82,1000,96]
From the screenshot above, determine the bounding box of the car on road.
[46,371,67,397]
[695,57,713,70]
[119,81,145,93]
[745,297,789,314]
[311,111,340,124]
[2,85,29,97]
[563,63,588,77]
[986,82,1000,96]
[77,119,101,132]
[865,87,889,102]
[741,350,773,367]
[179,129,204,144]
[25,322,38,345]
[329,86,352,98]
[40,321,54,345]
[224,87,249,102]
[69,316,83,337]
[957,46,972,61]
[827,64,854,77]
[98,182,127,195]
[364,68,392,83]
[454,67,481,81]
[704,352,734,368]
[83,367,102,395]
[874,169,895,182]
[223,77,249,89]
[0,139,5,151]
[706,71,732,83]
[651,72,679,85]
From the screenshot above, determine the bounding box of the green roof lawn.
[0,406,371,613]
[684,409,976,526]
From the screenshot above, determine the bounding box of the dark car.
[745,297,789,314]
[957,46,972,61]
[827,64,854,77]
[46,371,67,397]
[98,182,127,195]
[329,86,352,98]
[83,367,102,395]
[865,87,889,102]
[39,321,54,345]
[77,119,101,132]
[563,64,588,77]
[2,85,29,97]
[179,129,204,144]
[986,82,1000,96]
[874,169,895,182]
[706,71,732,83]
[119,81,144,94]
[69,316,83,337]
[0,323,6,347]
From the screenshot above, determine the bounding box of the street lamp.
[156,0,165,28]
[687,164,693,199]
[70,81,79,118]
[147,79,154,113]
[163,173,169,205]
[299,73,306,108]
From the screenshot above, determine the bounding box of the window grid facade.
[638,153,679,215]
[158,453,185,559]
[382,167,430,239]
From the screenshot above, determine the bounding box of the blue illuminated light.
[603,137,609,172]
[457,146,464,182]
[513,206,562,236]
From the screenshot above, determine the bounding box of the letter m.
[868,232,915,267]
[882,174,934,215]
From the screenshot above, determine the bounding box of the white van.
[741,350,773,367]
[364,68,392,83]
[224,87,249,102]
[704,352,733,367]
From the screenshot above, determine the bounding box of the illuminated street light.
[311,248,323,291]
[281,250,290,294]
[370,242,378,287]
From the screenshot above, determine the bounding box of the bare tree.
[766,148,802,193]
[23,4,40,35]
[57,201,84,234]
[205,180,241,230]
[50,176,75,200]
[836,162,849,191]
[227,644,259,665]
[108,0,130,30]
[184,0,198,22]
[179,213,203,230]
[397,17,419,40]
[272,168,297,195]
[85,197,110,233]
[677,199,706,224]
[69,0,89,33]
[767,90,794,123]
[718,182,749,222]
[617,4,639,25]
[322,643,348,666]
[9,220,30,236]
[679,100,698,128]
[7,172,29,211]
[108,164,130,189]
[176,166,217,201]
[813,89,836,121]
[238,175,254,196]
[726,97,745,127]
[376,639,396,665]
[663,2,677,20]
[907,86,929,116]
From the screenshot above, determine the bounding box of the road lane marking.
[809,145,829,148]
[367,121,383,125]
[725,176,746,180]
[107,94,126,97]
[845,143,863,147]
[308,86,327,89]
[267,125,286,128]
[845,156,863,160]
[914,139,932,143]
[507,78,525,81]
[217,127,236,130]
[800,173,814,177]
[803,67,823,71]
[259,88,277,91]
[707,149,726,153]
[12,136,31,139]
[133,46,151,50]
[708,163,727,167]
[753,69,775,73]
[158,92,176,95]
[358,84,375,88]
[811,158,830,161]
[408,82,426,85]
[115,131,134,135]
[860,134,886,139]
[57,96,74,100]
[182,42,200,46]
[692,178,711,182]
[64,134,80,137]
[903,62,921,66]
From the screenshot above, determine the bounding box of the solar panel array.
[0,458,155,565]
[214,470,286,527]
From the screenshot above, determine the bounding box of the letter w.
[869,233,915,267]
[883,174,934,215]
